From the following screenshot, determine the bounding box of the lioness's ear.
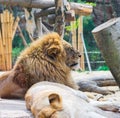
[47,45,60,60]
[48,93,63,110]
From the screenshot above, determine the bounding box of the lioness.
[25,81,120,118]
[0,32,80,98]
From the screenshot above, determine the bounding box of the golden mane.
[0,32,78,98]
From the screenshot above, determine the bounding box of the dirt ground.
[84,86,120,102]
[0,71,120,117]
[99,86,120,102]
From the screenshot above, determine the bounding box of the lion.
[0,32,80,99]
[62,40,81,71]
[25,81,120,118]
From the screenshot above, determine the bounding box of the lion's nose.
[78,54,81,57]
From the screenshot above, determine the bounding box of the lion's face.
[62,40,81,70]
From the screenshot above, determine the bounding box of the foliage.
[83,15,109,70]
[12,47,24,64]
[83,15,98,51]
[97,65,109,71]
[12,29,30,64]
[12,0,108,71]
[69,0,96,6]
[65,18,80,32]
[12,29,30,48]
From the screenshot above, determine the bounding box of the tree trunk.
[0,0,92,16]
[92,17,120,88]
[53,0,65,37]
[72,71,116,86]
[47,10,75,24]
[0,0,54,9]
[111,0,120,17]
[72,71,116,95]
[70,2,93,16]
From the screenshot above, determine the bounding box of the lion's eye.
[48,54,56,61]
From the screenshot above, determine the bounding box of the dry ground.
[0,71,120,118]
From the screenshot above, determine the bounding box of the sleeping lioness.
[0,32,81,99]
[25,81,120,118]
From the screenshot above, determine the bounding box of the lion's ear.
[47,45,60,60]
[48,93,63,110]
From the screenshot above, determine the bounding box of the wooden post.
[0,1,93,16]
[53,0,66,37]
[18,26,28,47]
[78,16,85,70]
[92,17,120,88]
[9,13,14,70]
[12,16,20,40]
[0,10,19,71]
[42,24,50,33]
[1,12,7,70]
[5,10,10,70]
[48,10,75,24]
[71,20,77,50]
[0,29,5,70]
[36,18,43,37]
[69,2,93,16]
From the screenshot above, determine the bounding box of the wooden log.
[72,71,116,85]
[65,10,75,22]
[92,17,120,88]
[34,7,55,18]
[35,18,43,37]
[0,14,5,70]
[24,8,36,38]
[12,16,20,40]
[0,28,5,70]
[71,21,77,50]
[5,10,10,70]
[53,0,65,37]
[0,33,2,69]
[1,10,14,71]
[0,1,92,16]
[42,21,53,31]
[9,13,14,70]
[1,12,7,70]
[34,3,71,19]
[23,9,35,40]
[48,10,75,24]
[1,13,5,46]
[47,14,55,24]
[72,71,117,95]
[70,2,93,16]
[18,26,28,47]
[78,16,85,70]
[0,0,55,9]
[42,23,50,33]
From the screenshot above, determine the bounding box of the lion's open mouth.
[69,61,81,71]
[70,63,78,67]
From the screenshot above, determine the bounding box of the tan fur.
[25,81,120,118]
[62,40,81,70]
[0,32,80,98]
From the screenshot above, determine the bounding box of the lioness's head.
[25,82,89,118]
[62,40,81,70]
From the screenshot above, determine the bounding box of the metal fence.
[83,51,107,71]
